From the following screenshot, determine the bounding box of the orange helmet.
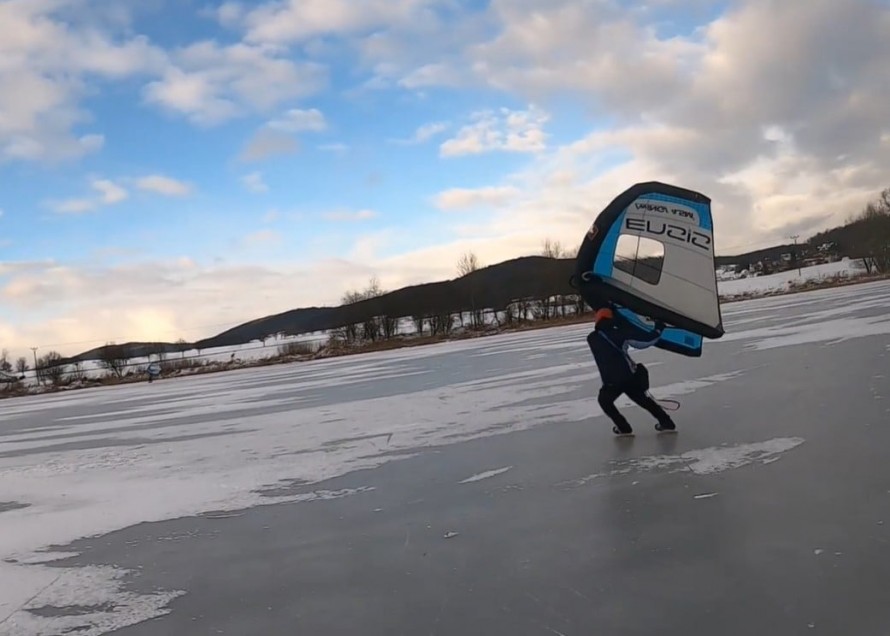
[594,307,614,324]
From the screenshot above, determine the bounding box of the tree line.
[809,187,890,274]
[327,238,584,348]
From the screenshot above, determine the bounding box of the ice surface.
[715,282,890,350]
[1,281,887,634]
[0,349,744,633]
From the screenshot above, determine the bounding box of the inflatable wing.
[575,181,725,358]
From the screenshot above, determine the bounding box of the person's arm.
[619,318,665,350]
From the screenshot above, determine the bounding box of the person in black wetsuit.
[586,305,676,435]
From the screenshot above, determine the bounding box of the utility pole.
[30,347,39,385]
[789,235,801,277]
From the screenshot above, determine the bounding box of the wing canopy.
[575,181,725,357]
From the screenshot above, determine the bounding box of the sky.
[1,0,889,360]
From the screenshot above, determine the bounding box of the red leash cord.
[650,394,681,411]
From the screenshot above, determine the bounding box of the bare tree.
[412,314,425,337]
[15,357,28,374]
[457,251,480,277]
[338,276,395,345]
[541,238,569,316]
[0,349,11,373]
[69,361,86,382]
[541,238,568,259]
[846,189,890,274]
[456,251,483,328]
[37,351,65,385]
[361,276,390,342]
[429,313,454,335]
[364,275,383,298]
[98,342,129,379]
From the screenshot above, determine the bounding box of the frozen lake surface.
[2,280,890,635]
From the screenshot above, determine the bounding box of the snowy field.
[716,257,866,298]
[1,279,890,634]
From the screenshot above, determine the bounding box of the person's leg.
[626,385,675,429]
[598,384,633,434]
[634,363,649,391]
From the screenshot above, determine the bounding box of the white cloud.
[463,0,700,116]
[242,172,269,194]
[215,1,246,28]
[52,198,96,215]
[243,229,281,246]
[267,108,327,132]
[414,121,449,142]
[440,106,550,157]
[51,175,191,214]
[352,7,490,91]
[143,41,326,126]
[50,178,129,214]
[319,142,349,153]
[399,63,464,89]
[240,129,299,162]
[391,121,449,145]
[0,4,331,155]
[322,209,378,222]
[433,186,521,211]
[238,0,436,44]
[136,175,192,197]
[92,179,128,205]
[0,2,163,163]
[239,108,327,162]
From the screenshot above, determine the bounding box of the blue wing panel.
[615,306,703,358]
[659,326,703,357]
[592,209,626,278]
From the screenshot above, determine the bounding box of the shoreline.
[2,271,887,401]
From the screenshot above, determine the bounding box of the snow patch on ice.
[0,565,184,636]
[459,466,513,484]
[565,437,805,487]
[683,437,805,474]
[6,552,80,566]
[0,485,375,633]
